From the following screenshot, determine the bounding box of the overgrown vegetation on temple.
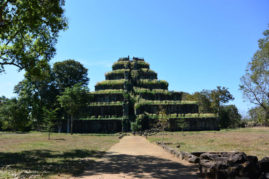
[0,56,247,133]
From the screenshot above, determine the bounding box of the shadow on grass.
[52,138,66,141]
[0,149,105,177]
[0,150,198,178]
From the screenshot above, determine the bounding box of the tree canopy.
[13,59,89,132]
[240,26,269,122]
[182,86,239,128]
[0,0,67,75]
[0,98,30,131]
[53,59,89,91]
[57,83,90,134]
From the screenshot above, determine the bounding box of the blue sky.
[0,0,268,116]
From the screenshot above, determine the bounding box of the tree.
[14,59,90,132]
[0,96,8,106]
[210,86,234,115]
[0,98,31,131]
[219,105,242,128]
[53,60,89,132]
[183,91,213,113]
[14,64,58,130]
[53,60,89,92]
[182,87,234,114]
[248,106,268,126]
[240,26,269,122]
[0,0,67,74]
[43,107,59,140]
[157,107,169,143]
[57,84,90,134]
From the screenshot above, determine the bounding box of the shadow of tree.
[0,149,105,177]
[0,150,198,178]
[81,152,198,178]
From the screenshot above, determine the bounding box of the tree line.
[182,86,242,128]
[0,60,91,134]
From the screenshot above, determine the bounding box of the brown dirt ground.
[71,136,199,179]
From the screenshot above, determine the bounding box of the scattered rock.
[260,157,269,178]
[191,152,205,157]
[199,152,260,178]
[260,157,269,173]
[156,142,269,178]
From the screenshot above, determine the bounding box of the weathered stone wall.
[136,81,168,90]
[92,93,124,102]
[89,105,123,116]
[95,83,125,91]
[168,118,219,131]
[106,73,125,80]
[61,120,122,133]
[135,104,199,115]
[138,92,182,101]
[156,143,269,178]
[135,71,157,80]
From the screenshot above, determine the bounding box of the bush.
[0,98,31,132]
[219,105,242,128]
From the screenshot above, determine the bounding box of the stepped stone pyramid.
[67,57,219,133]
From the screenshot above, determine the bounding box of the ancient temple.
[66,57,218,133]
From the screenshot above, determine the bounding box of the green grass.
[112,60,150,70]
[134,88,172,95]
[105,69,130,76]
[90,89,124,94]
[133,87,170,94]
[89,101,123,106]
[134,100,198,109]
[148,127,269,159]
[95,79,127,86]
[138,113,217,119]
[138,79,168,86]
[0,132,119,178]
[131,60,150,68]
[112,61,130,69]
[80,117,124,120]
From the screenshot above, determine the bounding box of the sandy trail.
[73,136,199,179]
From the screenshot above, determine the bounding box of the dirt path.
[73,136,199,179]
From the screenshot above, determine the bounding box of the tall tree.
[57,84,90,134]
[0,0,67,75]
[210,86,234,115]
[43,107,59,140]
[248,106,267,125]
[183,91,213,113]
[240,26,269,122]
[53,60,89,92]
[14,64,58,130]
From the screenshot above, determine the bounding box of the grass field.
[148,127,269,160]
[0,132,119,179]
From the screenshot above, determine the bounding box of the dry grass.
[148,127,269,160]
[0,132,119,179]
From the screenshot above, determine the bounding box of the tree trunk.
[70,116,73,135]
[48,128,51,140]
[67,117,70,133]
[57,122,62,133]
